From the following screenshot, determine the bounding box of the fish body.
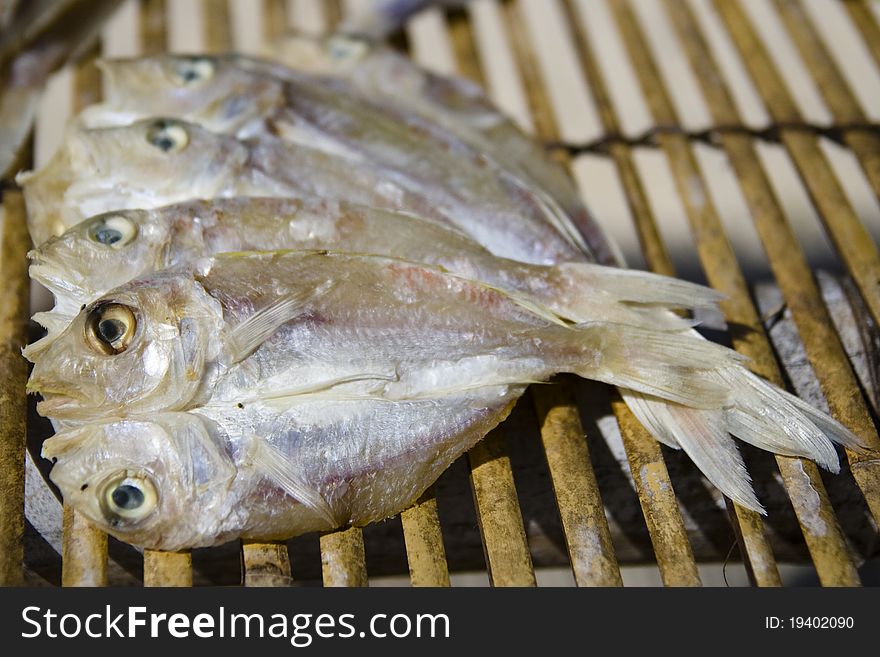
[29,249,743,421]
[27,196,713,358]
[271,34,617,264]
[74,54,594,263]
[21,115,583,265]
[43,390,517,550]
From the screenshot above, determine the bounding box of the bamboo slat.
[263,0,288,43]
[712,0,880,333]
[0,189,30,586]
[609,0,860,587]
[400,490,451,587]
[287,0,377,589]
[428,9,536,589]
[242,541,293,586]
[665,0,880,545]
[772,0,880,202]
[468,429,536,587]
[203,0,232,53]
[841,0,880,72]
[320,526,368,587]
[140,0,167,53]
[144,550,192,587]
[59,51,110,588]
[61,507,107,587]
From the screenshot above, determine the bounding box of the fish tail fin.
[621,389,762,512]
[618,360,862,513]
[572,323,744,408]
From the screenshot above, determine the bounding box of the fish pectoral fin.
[228,280,336,363]
[249,438,341,527]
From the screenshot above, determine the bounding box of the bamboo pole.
[242,540,293,586]
[840,0,880,72]
[137,0,192,587]
[559,0,720,586]
[320,527,368,587]
[608,0,859,586]
[400,490,451,587]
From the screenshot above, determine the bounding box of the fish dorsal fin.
[227,280,335,363]
[249,437,340,526]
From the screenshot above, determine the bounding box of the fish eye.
[327,36,368,62]
[146,119,189,153]
[87,214,137,248]
[172,57,215,85]
[101,473,157,522]
[84,303,137,355]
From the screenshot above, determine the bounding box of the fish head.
[67,118,247,208]
[19,118,247,242]
[29,208,172,313]
[272,34,371,75]
[42,413,238,550]
[86,55,285,134]
[29,272,225,421]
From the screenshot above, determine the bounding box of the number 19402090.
[765,617,854,629]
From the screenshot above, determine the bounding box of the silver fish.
[74,53,595,263]
[42,395,517,551]
[26,196,714,358]
[20,115,585,264]
[30,250,861,517]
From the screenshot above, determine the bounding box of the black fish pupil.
[111,484,144,510]
[94,228,121,245]
[151,134,175,151]
[98,318,125,344]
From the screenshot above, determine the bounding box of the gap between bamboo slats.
[0,189,30,586]
[711,1,880,332]
[608,0,860,586]
[482,1,623,587]
[710,0,880,532]
[60,50,110,588]
[562,0,767,587]
[665,0,880,560]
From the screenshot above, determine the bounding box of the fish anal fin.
[249,437,341,527]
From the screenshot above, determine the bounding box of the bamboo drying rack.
[1,0,879,587]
